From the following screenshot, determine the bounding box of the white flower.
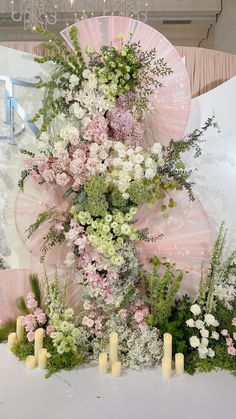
[186,318,195,328]
[70,103,85,119]
[200,328,209,338]
[64,252,75,267]
[145,168,156,179]
[201,338,209,347]
[189,336,200,348]
[39,132,50,142]
[151,142,162,156]
[69,74,79,89]
[204,314,216,326]
[207,348,215,358]
[82,69,92,79]
[198,344,208,359]
[145,157,155,168]
[221,329,228,336]
[195,319,204,329]
[211,331,219,340]
[190,304,201,316]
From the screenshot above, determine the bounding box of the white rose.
[211,331,219,340]
[190,304,201,316]
[201,338,209,347]
[207,348,215,358]
[204,314,216,326]
[200,328,209,338]
[195,319,204,329]
[189,336,200,348]
[198,344,208,359]
[186,319,195,328]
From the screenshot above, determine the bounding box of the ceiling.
[0,0,222,46]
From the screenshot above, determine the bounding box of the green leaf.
[29,273,41,307]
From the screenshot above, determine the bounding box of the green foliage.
[194,342,236,375]
[26,206,58,238]
[11,335,84,378]
[12,337,34,360]
[128,179,150,205]
[196,222,236,312]
[18,169,30,192]
[142,256,183,328]
[0,320,16,343]
[84,175,108,217]
[17,296,30,315]
[161,116,218,200]
[29,273,41,307]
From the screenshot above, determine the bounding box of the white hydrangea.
[151,142,162,156]
[82,69,92,79]
[70,103,85,119]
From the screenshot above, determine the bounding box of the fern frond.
[16,297,29,315]
[26,206,58,238]
[29,273,41,307]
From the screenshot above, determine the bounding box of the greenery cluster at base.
[11,336,84,378]
[0,320,16,343]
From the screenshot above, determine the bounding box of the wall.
[202,0,236,54]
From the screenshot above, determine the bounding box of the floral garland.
[1,26,235,377]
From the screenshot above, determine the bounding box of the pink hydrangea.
[83,300,92,310]
[55,172,70,186]
[42,168,55,183]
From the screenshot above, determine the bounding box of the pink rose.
[27,331,35,342]
[221,329,228,336]
[227,346,236,356]
[233,333,236,341]
[232,318,236,327]
[226,337,233,346]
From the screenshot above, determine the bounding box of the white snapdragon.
[190,304,201,316]
[151,142,163,156]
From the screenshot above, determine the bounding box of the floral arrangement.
[0,25,235,377]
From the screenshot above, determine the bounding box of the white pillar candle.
[16,316,25,342]
[99,353,108,374]
[8,332,17,350]
[38,348,48,369]
[34,328,45,361]
[109,332,118,366]
[112,361,121,378]
[175,353,184,375]
[163,333,172,360]
[26,355,36,369]
[162,357,171,379]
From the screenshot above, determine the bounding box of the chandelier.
[10,1,57,31]
[10,1,149,31]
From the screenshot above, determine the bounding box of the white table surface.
[0,344,235,419]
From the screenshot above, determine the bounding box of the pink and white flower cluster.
[20,292,51,342]
[221,317,236,356]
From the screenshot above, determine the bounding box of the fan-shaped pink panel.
[134,192,212,295]
[14,179,69,267]
[60,16,191,144]
[0,269,31,322]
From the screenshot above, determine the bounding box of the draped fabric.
[1,41,236,98]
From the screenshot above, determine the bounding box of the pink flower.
[117,309,128,320]
[55,172,70,186]
[232,318,236,326]
[134,310,145,323]
[138,321,148,332]
[95,319,102,331]
[54,223,64,232]
[221,329,228,336]
[226,337,233,346]
[46,325,54,336]
[42,168,55,183]
[30,170,42,182]
[37,312,47,325]
[233,333,236,341]
[26,298,38,310]
[82,316,94,328]
[83,300,92,310]
[227,346,236,356]
[27,331,35,342]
